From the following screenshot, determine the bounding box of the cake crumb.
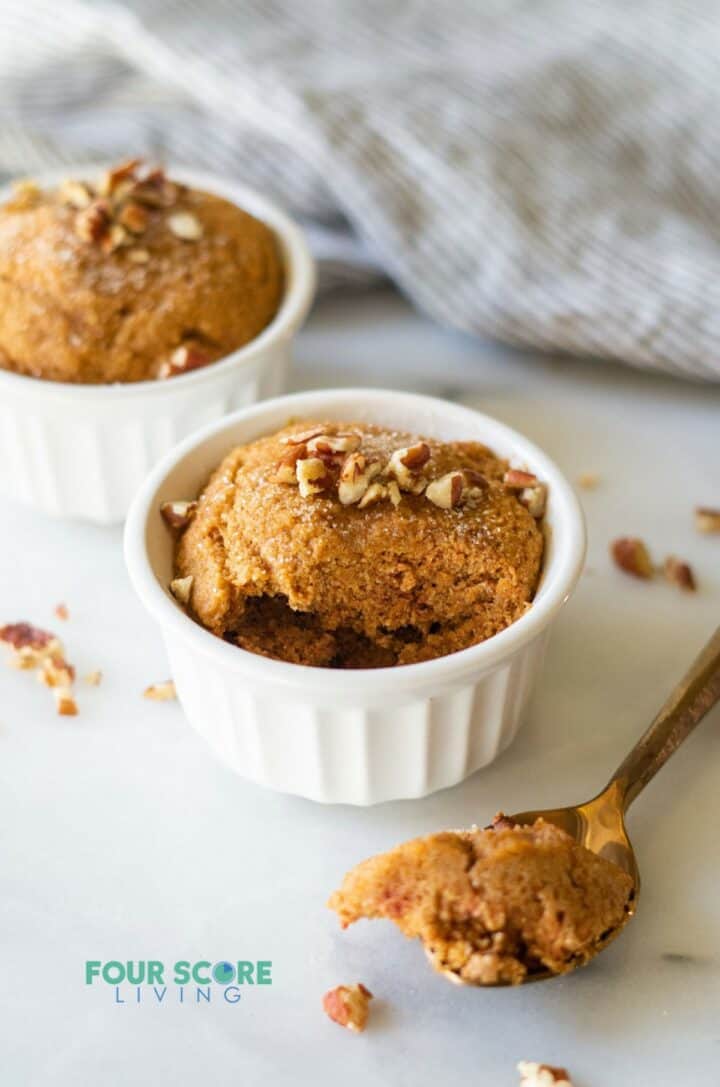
[84,670,103,686]
[0,621,77,716]
[54,603,69,621]
[577,472,600,490]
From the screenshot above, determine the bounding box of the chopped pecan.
[663,556,697,592]
[132,169,179,208]
[463,469,488,489]
[7,178,41,210]
[75,198,112,243]
[271,445,308,484]
[322,983,373,1033]
[158,345,211,379]
[143,680,177,701]
[610,537,654,579]
[338,453,382,505]
[307,432,361,456]
[695,507,720,534]
[280,427,327,447]
[297,457,335,497]
[117,200,149,234]
[504,468,537,489]
[169,576,194,605]
[98,157,141,196]
[425,471,465,510]
[519,483,547,519]
[387,442,431,493]
[1,622,77,717]
[0,622,55,650]
[41,654,75,690]
[311,450,348,477]
[111,181,136,207]
[505,467,547,517]
[490,812,517,831]
[167,211,203,240]
[55,690,79,716]
[100,223,130,253]
[461,469,489,507]
[8,646,47,671]
[160,500,197,531]
[358,482,384,508]
[517,1062,573,1086]
[358,480,401,508]
[58,179,93,209]
[400,441,432,470]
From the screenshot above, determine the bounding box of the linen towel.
[2,0,720,380]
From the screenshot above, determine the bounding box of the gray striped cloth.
[2,0,720,381]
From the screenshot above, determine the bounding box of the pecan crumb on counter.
[143,680,177,701]
[611,537,700,593]
[322,983,373,1033]
[518,1061,574,1086]
[0,621,78,716]
[695,507,720,534]
[663,555,697,592]
[610,536,654,579]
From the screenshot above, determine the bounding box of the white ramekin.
[0,165,316,524]
[124,389,585,805]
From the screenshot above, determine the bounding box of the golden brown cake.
[0,160,283,383]
[171,419,545,668]
[328,816,634,985]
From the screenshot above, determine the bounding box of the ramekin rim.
[0,164,316,398]
[124,388,586,692]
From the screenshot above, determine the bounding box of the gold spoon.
[456,625,720,986]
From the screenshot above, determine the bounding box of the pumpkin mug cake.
[125,389,585,802]
[0,164,315,522]
[166,420,546,668]
[0,159,283,384]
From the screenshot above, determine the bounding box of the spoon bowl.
[492,785,639,985]
[447,626,720,987]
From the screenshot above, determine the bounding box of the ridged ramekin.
[124,389,585,805]
[0,166,316,524]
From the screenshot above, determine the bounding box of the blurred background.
[3,0,720,382]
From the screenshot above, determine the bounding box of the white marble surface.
[2,289,719,1087]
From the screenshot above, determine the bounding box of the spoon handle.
[608,626,720,812]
